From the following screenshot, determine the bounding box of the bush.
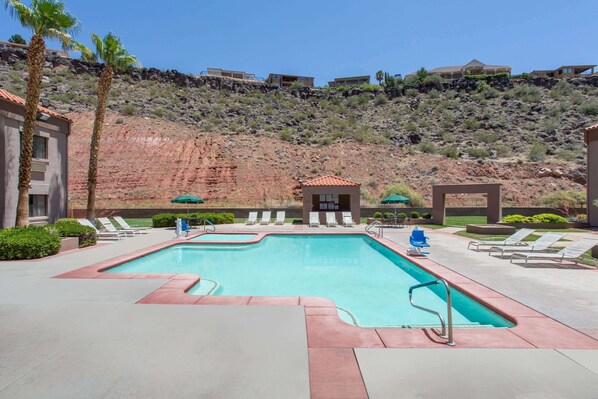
[410,211,420,218]
[442,145,459,159]
[373,212,382,219]
[540,190,586,209]
[383,212,394,219]
[419,142,437,154]
[422,212,432,219]
[373,95,388,106]
[52,218,97,248]
[154,212,235,227]
[502,213,567,223]
[532,213,568,223]
[528,143,547,162]
[152,213,177,228]
[502,214,534,223]
[397,213,407,219]
[468,147,489,158]
[580,101,598,116]
[0,226,61,260]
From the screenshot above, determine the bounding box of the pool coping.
[53,230,598,399]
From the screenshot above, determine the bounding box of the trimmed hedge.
[422,212,432,219]
[152,212,235,228]
[502,213,568,224]
[397,213,407,219]
[410,211,420,218]
[52,218,97,248]
[0,226,61,260]
[373,212,382,219]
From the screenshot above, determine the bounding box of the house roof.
[0,88,72,123]
[408,59,511,77]
[303,175,360,187]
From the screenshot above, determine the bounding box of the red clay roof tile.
[0,88,72,122]
[303,175,360,187]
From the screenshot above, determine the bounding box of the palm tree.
[3,0,80,227]
[375,70,384,86]
[78,33,140,220]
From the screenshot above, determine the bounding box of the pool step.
[187,279,219,295]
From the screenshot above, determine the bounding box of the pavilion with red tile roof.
[302,175,361,225]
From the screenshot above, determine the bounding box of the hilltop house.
[406,59,511,80]
[267,73,314,88]
[328,76,370,87]
[0,89,71,228]
[531,65,596,79]
[0,40,69,58]
[206,68,255,80]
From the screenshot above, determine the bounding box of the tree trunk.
[15,34,46,227]
[85,65,113,220]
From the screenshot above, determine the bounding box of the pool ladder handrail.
[408,278,455,346]
[203,219,216,232]
[365,220,383,238]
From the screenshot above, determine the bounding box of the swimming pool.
[190,233,257,242]
[107,234,512,328]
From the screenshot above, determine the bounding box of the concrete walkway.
[0,229,310,399]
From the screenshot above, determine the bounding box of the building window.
[273,75,279,79]
[33,136,48,159]
[29,194,48,217]
[318,194,339,210]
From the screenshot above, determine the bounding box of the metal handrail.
[204,220,216,232]
[365,220,383,238]
[408,278,455,345]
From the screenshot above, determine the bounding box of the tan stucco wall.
[0,100,69,228]
[586,129,598,227]
[302,185,360,225]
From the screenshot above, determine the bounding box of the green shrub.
[383,212,394,219]
[532,213,568,223]
[473,130,497,144]
[410,211,420,218]
[540,190,586,208]
[0,226,61,260]
[279,128,293,142]
[175,212,235,225]
[120,104,137,115]
[373,95,388,106]
[502,214,534,223]
[528,143,547,162]
[419,142,437,154]
[422,212,432,219]
[373,212,382,219]
[468,147,489,158]
[397,213,407,219]
[152,213,177,228]
[442,145,459,159]
[52,219,97,248]
[580,101,598,116]
[463,119,480,130]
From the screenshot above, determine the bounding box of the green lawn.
[122,218,153,228]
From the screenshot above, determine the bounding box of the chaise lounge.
[309,212,320,227]
[326,212,338,227]
[488,232,564,257]
[510,238,598,266]
[468,228,535,251]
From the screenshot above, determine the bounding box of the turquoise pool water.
[191,234,257,242]
[108,235,512,328]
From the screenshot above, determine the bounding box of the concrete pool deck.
[1,224,597,398]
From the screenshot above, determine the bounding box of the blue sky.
[1,0,597,85]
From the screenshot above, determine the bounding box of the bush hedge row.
[0,226,61,260]
[502,213,568,224]
[52,218,97,248]
[152,212,235,228]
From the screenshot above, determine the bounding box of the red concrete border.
[54,231,598,397]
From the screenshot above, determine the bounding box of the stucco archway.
[432,183,502,225]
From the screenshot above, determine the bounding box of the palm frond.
[90,32,141,71]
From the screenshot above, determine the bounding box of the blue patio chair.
[409,228,430,255]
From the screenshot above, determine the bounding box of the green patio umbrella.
[381,194,411,216]
[170,194,204,214]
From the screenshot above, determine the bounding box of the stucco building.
[301,175,361,225]
[406,59,511,80]
[328,76,370,87]
[206,68,255,80]
[0,89,71,228]
[585,123,598,227]
[531,65,596,79]
[267,73,314,87]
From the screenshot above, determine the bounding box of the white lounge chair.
[342,212,355,227]
[113,216,151,234]
[309,212,320,227]
[245,212,258,225]
[488,232,565,257]
[77,219,124,240]
[98,217,137,237]
[326,212,338,227]
[275,211,285,225]
[259,211,271,225]
[510,238,598,266]
[468,228,535,251]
